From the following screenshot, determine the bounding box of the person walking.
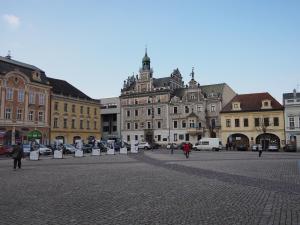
[171,143,174,154]
[11,142,24,170]
[183,143,190,159]
[258,145,262,157]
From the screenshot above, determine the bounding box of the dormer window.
[32,71,41,81]
[261,100,272,109]
[232,102,241,111]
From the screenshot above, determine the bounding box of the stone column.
[0,87,5,119]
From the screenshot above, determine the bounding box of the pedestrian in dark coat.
[258,146,262,157]
[11,143,24,170]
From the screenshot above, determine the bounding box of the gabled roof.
[201,83,226,96]
[0,56,49,85]
[48,77,92,100]
[153,77,171,88]
[221,92,283,113]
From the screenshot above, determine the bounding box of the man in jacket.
[11,142,24,170]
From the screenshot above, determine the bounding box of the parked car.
[22,144,31,156]
[236,144,248,151]
[268,144,279,152]
[251,144,262,151]
[63,144,76,154]
[284,144,296,152]
[151,142,161,149]
[38,144,52,155]
[82,144,93,153]
[193,138,222,151]
[166,143,177,149]
[0,145,14,156]
[138,142,151,150]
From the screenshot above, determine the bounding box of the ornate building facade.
[120,51,236,145]
[0,55,51,145]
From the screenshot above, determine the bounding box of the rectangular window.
[113,126,117,132]
[18,90,24,102]
[87,120,90,129]
[80,120,83,129]
[157,135,161,142]
[80,106,84,114]
[289,117,295,128]
[174,133,178,142]
[244,118,249,127]
[135,122,138,129]
[226,119,231,128]
[64,103,68,112]
[17,109,22,120]
[135,135,138,141]
[179,134,184,140]
[39,94,45,105]
[54,102,59,111]
[127,135,130,142]
[185,134,189,141]
[174,121,178,128]
[255,118,260,127]
[72,105,76,113]
[38,112,44,122]
[6,88,13,100]
[72,119,76,129]
[197,105,203,112]
[235,119,240,127]
[87,107,90,115]
[103,126,109,132]
[28,111,34,121]
[264,117,269,127]
[148,109,151,116]
[135,109,138,116]
[157,121,161,129]
[64,118,67,128]
[127,110,130,117]
[182,121,186,128]
[127,123,131,130]
[157,108,161,115]
[5,108,11,119]
[174,107,178,114]
[273,117,279,126]
[54,118,58,128]
[94,121,97,130]
[29,92,35,104]
[211,105,216,112]
[147,122,151,129]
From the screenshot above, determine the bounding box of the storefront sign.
[28,130,42,139]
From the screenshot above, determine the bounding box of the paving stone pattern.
[0,151,299,225]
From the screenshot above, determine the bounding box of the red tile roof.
[221,92,283,113]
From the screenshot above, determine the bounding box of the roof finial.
[6,50,11,60]
[145,44,147,56]
[190,67,194,80]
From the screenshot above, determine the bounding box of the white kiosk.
[106,140,115,155]
[92,141,101,156]
[120,141,127,154]
[53,140,63,159]
[75,140,84,157]
[130,141,139,153]
[29,141,39,160]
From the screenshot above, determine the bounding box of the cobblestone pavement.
[0,151,299,225]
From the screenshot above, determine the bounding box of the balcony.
[187,127,204,135]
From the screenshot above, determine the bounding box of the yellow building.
[220,93,285,150]
[49,78,101,144]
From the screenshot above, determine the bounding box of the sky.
[1,0,299,103]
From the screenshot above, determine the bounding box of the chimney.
[293,89,297,98]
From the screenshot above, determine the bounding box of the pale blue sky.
[1,0,299,102]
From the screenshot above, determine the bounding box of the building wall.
[50,95,101,144]
[0,71,51,144]
[220,110,285,148]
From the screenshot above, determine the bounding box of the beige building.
[48,78,101,144]
[220,93,285,150]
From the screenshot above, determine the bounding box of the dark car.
[236,144,248,151]
[0,145,14,156]
[284,144,296,152]
[82,144,93,153]
[151,143,161,149]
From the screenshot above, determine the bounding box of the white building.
[283,89,300,151]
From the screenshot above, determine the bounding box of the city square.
[0,150,299,225]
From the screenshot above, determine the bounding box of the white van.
[193,138,222,151]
